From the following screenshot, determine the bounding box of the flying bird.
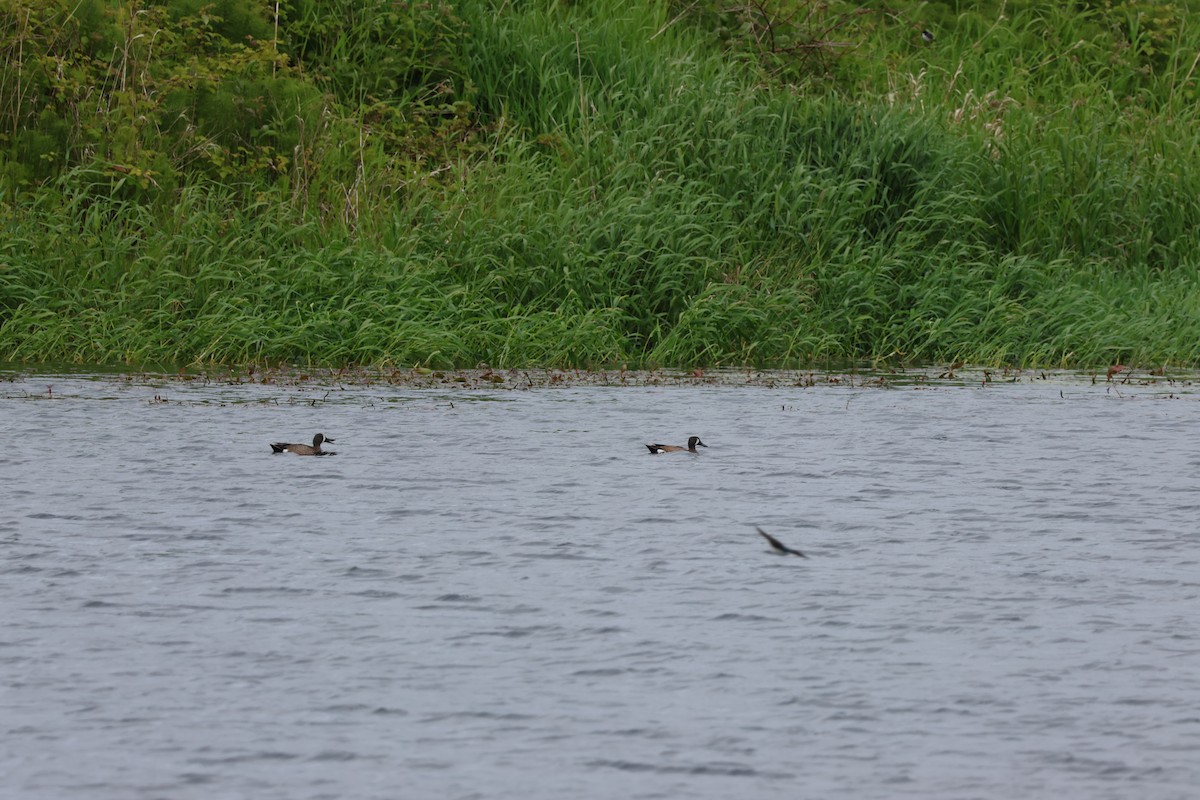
[757,527,808,558]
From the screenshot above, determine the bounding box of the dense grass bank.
[3,0,1200,368]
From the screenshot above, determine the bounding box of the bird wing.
[756,527,784,550]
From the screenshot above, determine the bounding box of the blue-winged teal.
[645,436,707,454]
[270,433,336,456]
[757,527,807,558]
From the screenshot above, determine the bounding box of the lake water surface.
[2,369,1199,799]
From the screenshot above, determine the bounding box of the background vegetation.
[3,0,1200,368]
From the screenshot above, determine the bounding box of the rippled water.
[3,370,1199,799]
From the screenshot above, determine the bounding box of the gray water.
[2,371,1199,799]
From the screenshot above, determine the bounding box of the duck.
[645,436,707,454]
[270,433,336,456]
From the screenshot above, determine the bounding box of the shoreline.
[3,364,1195,391]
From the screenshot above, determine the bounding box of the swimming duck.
[645,436,707,454]
[270,433,336,456]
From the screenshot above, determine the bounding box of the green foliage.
[0,0,476,204]
[280,0,465,106]
[0,0,306,193]
[162,0,274,43]
[665,0,899,87]
[3,0,1200,368]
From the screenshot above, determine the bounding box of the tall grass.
[3,0,1200,368]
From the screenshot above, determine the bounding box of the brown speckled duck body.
[270,433,336,456]
[645,436,707,454]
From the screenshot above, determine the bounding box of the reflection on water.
[2,370,1199,800]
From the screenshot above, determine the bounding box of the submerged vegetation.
[3,0,1200,368]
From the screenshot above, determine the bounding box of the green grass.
[3,0,1200,368]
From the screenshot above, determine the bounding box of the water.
[2,370,1199,799]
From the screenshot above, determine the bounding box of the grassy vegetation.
[3,0,1200,368]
